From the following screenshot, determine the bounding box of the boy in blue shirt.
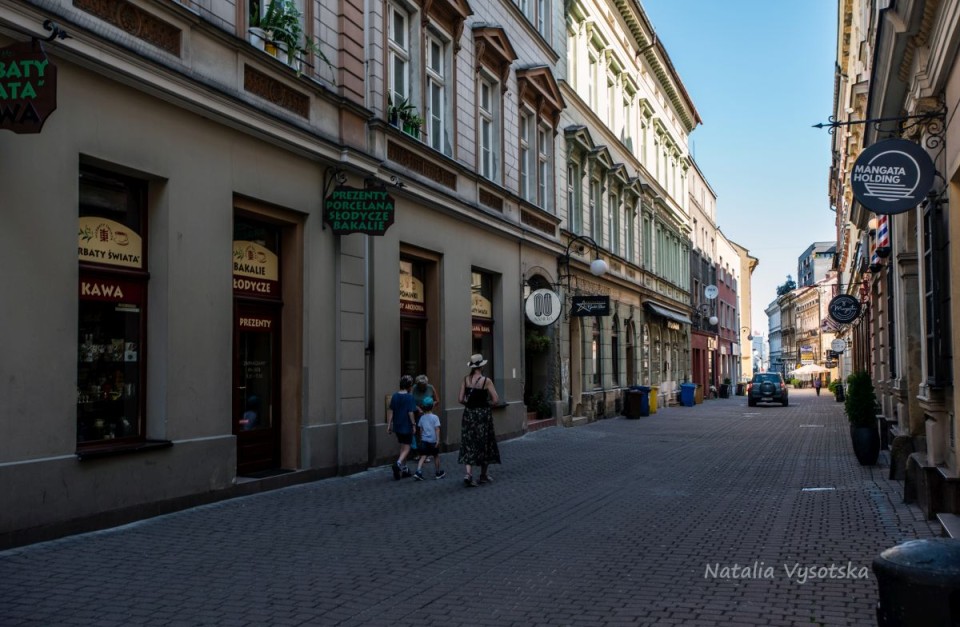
[414,397,445,480]
[387,375,418,479]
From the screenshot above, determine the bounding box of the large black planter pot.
[850,423,881,465]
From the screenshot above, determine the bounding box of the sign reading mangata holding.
[850,139,935,215]
[0,41,57,134]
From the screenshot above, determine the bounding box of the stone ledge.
[937,513,960,538]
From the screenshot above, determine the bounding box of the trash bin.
[649,387,658,414]
[680,383,697,407]
[873,538,960,626]
[718,383,730,398]
[735,383,746,396]
[835,383,845,403]
[624,386,650,418]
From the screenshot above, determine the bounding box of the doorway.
[233,303,281,475]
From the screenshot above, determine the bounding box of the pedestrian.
[414,396,445,480]
[458,354,500,487]
[814,377,822,396]
[412,374,439,463]
[386,374,418,480]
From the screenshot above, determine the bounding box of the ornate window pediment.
[473,26,517,84]
[517,66,565,129]
[423,0,472,51]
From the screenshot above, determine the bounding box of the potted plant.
[526,392,553,420]
[387,96,414,127]
[525,331,552,353]
[829,378,845,402]
[402,112,424,138]
[254,0,334,75]
[844,371,880,465]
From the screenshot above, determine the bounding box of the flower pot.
[402,123,420,138]
[850,423,880,465]
[249,27,268,51]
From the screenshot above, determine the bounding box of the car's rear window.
[753,374,781,383]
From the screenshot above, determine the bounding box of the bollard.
[872,538,960,626]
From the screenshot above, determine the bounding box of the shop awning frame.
[643,301,693,325]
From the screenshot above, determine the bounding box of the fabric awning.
[643,301,693,325]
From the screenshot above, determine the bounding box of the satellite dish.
[704,285,719,300]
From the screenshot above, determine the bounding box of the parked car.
[748,372,789,407]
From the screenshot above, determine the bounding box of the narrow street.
[0,389,938,627]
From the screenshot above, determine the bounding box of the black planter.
[850,423,880,465]
[719,384,729,398]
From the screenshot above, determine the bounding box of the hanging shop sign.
[570,295,610,317]
[525,289,561,326]
[0,41,58,134]
[828,294,861,324]
[324,186,395,235]
[850,139,935,215]
[830,338,847,353]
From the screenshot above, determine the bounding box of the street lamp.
[696,303,718,327]
[557,234,608,290]
[741,327,754,341]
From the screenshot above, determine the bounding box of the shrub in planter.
[844,371,879,465]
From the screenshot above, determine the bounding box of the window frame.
[478,73,501,183]
[388,2,412,106]
[425,28,451,155]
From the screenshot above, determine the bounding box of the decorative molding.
[478,187,503,212]
[243,66,309,118]
[423,0,473,52]
[473,26,517,84]
[516,66,565,128]
[74,0,181,56]
[521,209,556,236]
[387,141,457,189]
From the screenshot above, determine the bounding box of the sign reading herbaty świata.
[324,186,395,235]
[850,138,935,215]
[0,40,57,134]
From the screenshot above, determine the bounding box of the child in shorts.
[414,397,445,480]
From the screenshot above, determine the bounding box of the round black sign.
[850,138,935,215]
[828,294,862,324]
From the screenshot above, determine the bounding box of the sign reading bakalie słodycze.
[850,139,935,215]
[525,289,561,326]
[233,240,279,298]
[0,41,57,134]
[324,186,395,235]
[828,294,861,324]
[571,295,610,317]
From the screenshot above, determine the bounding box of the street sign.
[831,338,847,353]
[525,289,561,326]
[850,138,935,215]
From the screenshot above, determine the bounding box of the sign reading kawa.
[324,186,395,235]
[850,138,935,215]
[0,41,57,134]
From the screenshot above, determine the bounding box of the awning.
[643,301,693,325]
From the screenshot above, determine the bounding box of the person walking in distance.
[413,396,445,480]
[814,377,822,396]
[387,374,418,480]
[458,354,500,487]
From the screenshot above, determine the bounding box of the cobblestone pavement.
[0,389,940,626]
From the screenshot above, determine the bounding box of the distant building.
[797,242,835,287]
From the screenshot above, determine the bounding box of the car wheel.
[748,399,757,407]
[782,397,789,407]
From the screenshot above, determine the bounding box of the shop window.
[471,270,496,383]
[401,259,428,377]
[77,167,148,447]
[591,317,602,388]
[611,315,620,386]
[922,199,952,386]
[641,323,650,383]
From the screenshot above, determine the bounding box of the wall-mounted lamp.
[558,234,608,290]
[741,327,754,341]
[697,303,718,327]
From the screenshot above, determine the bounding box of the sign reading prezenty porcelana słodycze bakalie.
[850,138,935,215]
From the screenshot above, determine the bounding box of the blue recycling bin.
[680,383,697,407]
[624,386,650,418]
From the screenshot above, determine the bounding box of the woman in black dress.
[458,354,500,487]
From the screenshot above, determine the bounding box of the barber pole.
[875,214,891,258]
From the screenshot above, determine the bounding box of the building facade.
[797,241,836,287]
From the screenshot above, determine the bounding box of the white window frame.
[478,74,500,183]
[537,122,552,210]
[589,175,601,243]
[388,3,411,106]
[519,110,533,201]
[426,30,449,154]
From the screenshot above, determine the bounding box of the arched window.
[641,323,650,384]
[651,325,661,385]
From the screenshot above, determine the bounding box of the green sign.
[324,186,395,235]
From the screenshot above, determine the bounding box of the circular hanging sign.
[850,138,935,215]
[525,289,561,326]
[704,285,719,300]
[830,339,847,353]
[828,295,862,324]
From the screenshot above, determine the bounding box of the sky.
[640,0,838,335]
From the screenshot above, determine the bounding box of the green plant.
[790,377,801,387]
[255,0,334,75]
[526,331,552,353]
[844,371,878,427]
[527,392,553,419]
[828,379,841,395]
[723,377,732,385]
[388,95,416,125]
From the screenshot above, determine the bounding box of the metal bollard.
[873,538,960,626]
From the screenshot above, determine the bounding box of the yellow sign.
[233,241,279,281]
[78,217,143,269]
[471,293,492,319]
[400,272,424,303]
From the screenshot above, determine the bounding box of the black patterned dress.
[458,377,501,465]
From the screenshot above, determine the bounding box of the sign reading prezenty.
[850,139,935,215]
[324,186,395,235]
[571,295,610,317]
[0,41,57,134]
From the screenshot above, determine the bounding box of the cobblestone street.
[0,389,939,626]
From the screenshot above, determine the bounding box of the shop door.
[233,304,281,475]
[401,318,426,378]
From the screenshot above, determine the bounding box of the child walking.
[414,396,445,480]
[387,375,418,480]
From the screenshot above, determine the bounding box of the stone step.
[936,513,960,538]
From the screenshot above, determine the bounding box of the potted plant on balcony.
[255,0,333,75]
[387,95,414,128]
[844,370,880,465]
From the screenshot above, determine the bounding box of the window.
[519,111,533,201]
[479,76,500,182]
[621,94,634,150]
[388,4,411,105]
[536,0,548,37]
[642,215,652,268]
[589,177,601,242]
[625,197,635,263]
[591,317,602,388]
[471,270,496,384]
[568,162,582,234]
[77,167,148,447]
[587,53,598,110]
[611,315,620,386]
[426,32,449,154]
[922,200,951,385]
[537,124,551,210]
